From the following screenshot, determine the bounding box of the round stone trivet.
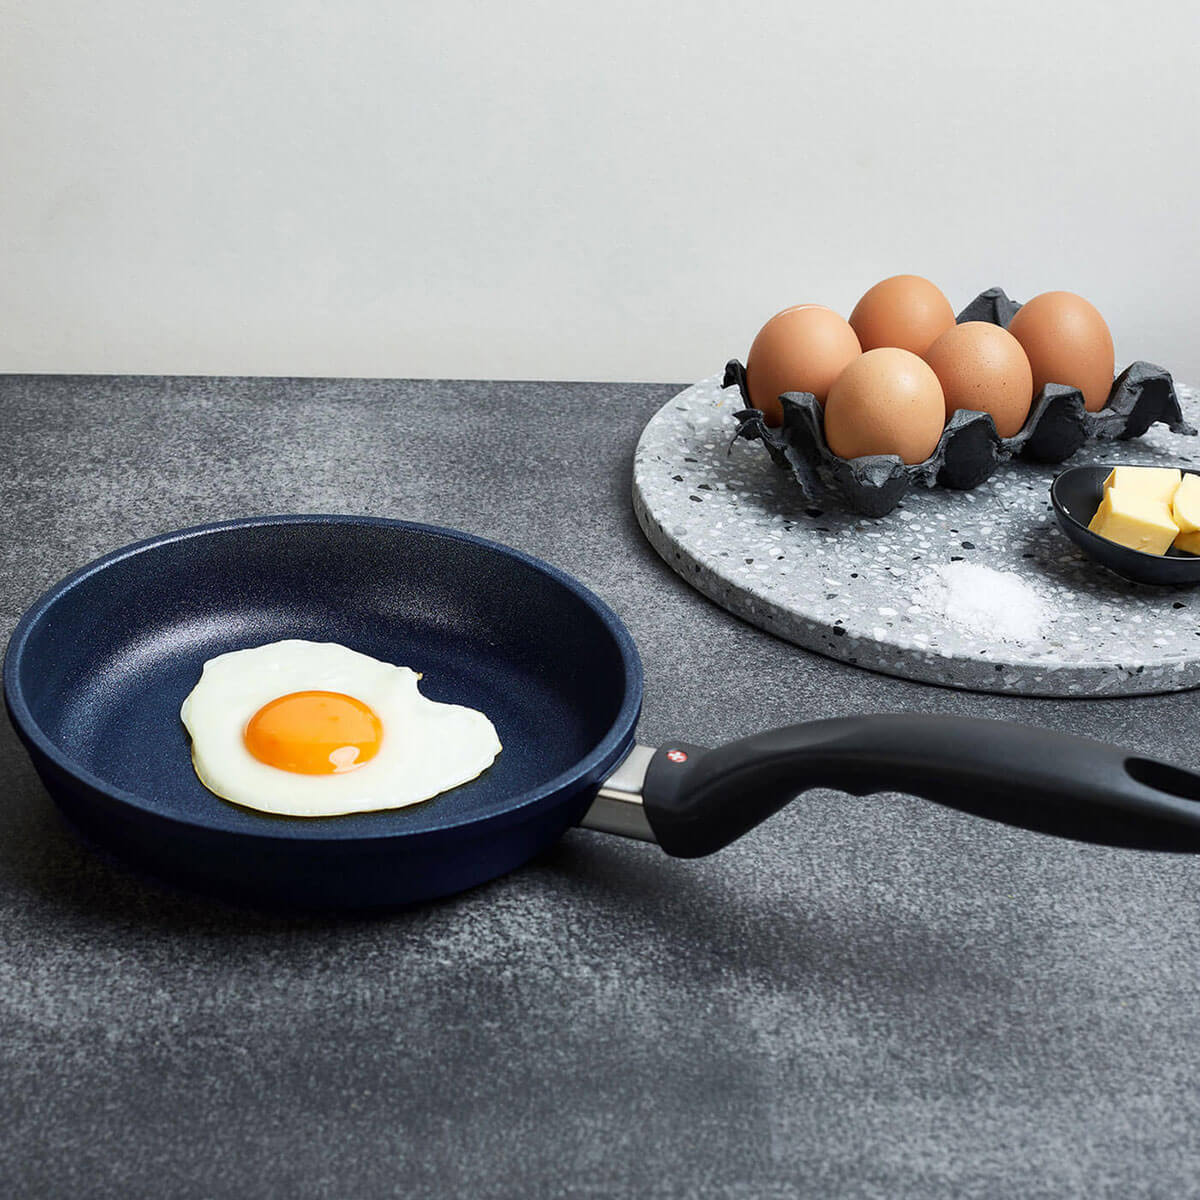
[633,374,1200,696]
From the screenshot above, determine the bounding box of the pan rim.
[3,513,644,844]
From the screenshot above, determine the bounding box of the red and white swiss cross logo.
[666,749,688,764]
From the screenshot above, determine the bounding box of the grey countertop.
[2,375,1199,1199]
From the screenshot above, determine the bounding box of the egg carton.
[726,287,1194,517]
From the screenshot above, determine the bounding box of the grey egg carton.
[727,287,1194,517]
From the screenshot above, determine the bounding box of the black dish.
[1050,464,1200,586]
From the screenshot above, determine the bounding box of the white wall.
[2,1,1197,383]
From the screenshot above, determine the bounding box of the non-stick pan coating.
[4,516,642,908]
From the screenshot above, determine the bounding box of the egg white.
[179,640,502,817]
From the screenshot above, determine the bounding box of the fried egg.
[180,640,501,817]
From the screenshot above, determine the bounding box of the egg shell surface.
[924,321,1034,438]
[824,347,946,465]
[1007,290,1115,413]
[745,305,862,426]
[849,275,956,355]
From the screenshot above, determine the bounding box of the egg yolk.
[243,691,383,775]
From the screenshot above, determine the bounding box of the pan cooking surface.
[7,516,642,842]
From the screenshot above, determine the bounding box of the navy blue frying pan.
[6,514,1200,910]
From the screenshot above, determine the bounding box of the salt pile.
[914,562,1050,644]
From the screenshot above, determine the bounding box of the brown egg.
[824,348,946,464]
[744,305,862,426]
[924,321,1034,438]
[1006,291,1115,412]
[849,275,956,355]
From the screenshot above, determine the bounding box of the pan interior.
[9,518,640,840]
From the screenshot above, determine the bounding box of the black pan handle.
[641,715,1200,857]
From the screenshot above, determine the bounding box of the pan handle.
[635,715,1200,857]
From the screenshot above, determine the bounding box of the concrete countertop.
[2,375,1198,1198]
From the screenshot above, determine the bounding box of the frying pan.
[6,514,1200,911]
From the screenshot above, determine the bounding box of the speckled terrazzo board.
[633,374,1200,696]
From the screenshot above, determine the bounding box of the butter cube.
[1102,466,1182,506]
[1171,473,1200,534]
[1175,530,1200,556]
[1088,489,1178,555]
